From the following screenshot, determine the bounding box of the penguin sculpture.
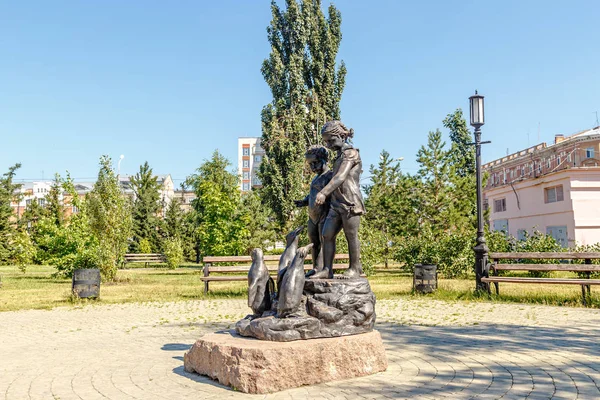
[277,243,313,318]
[277,226,304,295]
[247,248,274,316]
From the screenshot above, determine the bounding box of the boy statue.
[294,145,333,276]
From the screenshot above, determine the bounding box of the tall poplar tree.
[259,0,347,230]
[87,156,132,280]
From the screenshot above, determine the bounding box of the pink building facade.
[483,127,600,247]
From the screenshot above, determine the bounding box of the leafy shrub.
[33,215,99,278]
[163,238,183,269]
[138,238,152,254]
[573,243,600,278]
[10,230,37,272]
[358,221,388,276]
[487,229,563,277]
[394,229,475,278]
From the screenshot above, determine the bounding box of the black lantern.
[469,91,485,127]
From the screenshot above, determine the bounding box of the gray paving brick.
[1,299,600,399]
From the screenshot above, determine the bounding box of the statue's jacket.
[330,143,366,217]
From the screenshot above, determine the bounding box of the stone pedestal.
[236,278,376,341]
[183,330,388,394]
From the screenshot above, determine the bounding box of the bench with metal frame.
[201,253,351,294]
[482,252,600,305]
[123,253,167,267]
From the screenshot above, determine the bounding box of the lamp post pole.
[469,91,491,293]
[117,154,125,187]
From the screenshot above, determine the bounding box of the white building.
[237,137,265,192]
[12,181,55,217]
[12,175,175,218]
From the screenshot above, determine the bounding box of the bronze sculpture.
[277,243,312,317]
[247,248,274,316]
[294,145,333,277]
[237,120,374,341]
[311,121,365,279]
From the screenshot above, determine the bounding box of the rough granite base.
[183,330,388,394]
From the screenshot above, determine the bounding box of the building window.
[493,198,506,212]
[493,219,509,235]
[546,159,551,169]
[72,205,79,214]
[521,166,525,176]
[557,156,561,165]
[544,185,564,203]
[517,229,527,241]
[243,160,249,168]
[26,199,32,206]
[243,171,250,180]
[546,226,568,248]
[242,182,250,191]
[254,155,262,163]
[243,147,250,156]
[253,176,262,186]
[586,147,594,158]
[38,198,46,208]
[567,154,572,162]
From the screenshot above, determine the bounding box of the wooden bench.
[201,253,351,294]
[482,252,600,305]
[123,253,167,267]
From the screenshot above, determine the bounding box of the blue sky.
[1,0,599,186]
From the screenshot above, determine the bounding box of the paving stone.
[1,298,600,399]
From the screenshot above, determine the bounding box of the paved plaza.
[1,298,600,399]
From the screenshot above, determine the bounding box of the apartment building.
[483,126,600,247]
[238,137,264,192]
[11,181,54,218]
[11,174,175,218]
[173,189,196,213]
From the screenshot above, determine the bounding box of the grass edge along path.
[1,264,599,312]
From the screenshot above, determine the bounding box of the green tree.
[45,174,65,227]
[163,184,196,261]
[34,174,100,277]
[363,150,402,267]
[444,109,477,234]
[18,196,45,233]
[443,109,475,177]
[416,129,452,231]
[259,0,347,230]
[87,156,132,280]
[129,161,162,252]
[0,164,22,263]
[187,151,249,257]
[241,190,278,253]
[163,196,184,240]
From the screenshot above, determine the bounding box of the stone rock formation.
[236,278,376,341]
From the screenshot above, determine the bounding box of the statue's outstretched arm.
[319,160,352,198]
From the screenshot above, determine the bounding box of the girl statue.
[311,121,365,279]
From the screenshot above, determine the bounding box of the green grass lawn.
[0,264,598,312]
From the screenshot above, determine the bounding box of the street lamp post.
[117,154,125,181]
[469,91,491,293]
